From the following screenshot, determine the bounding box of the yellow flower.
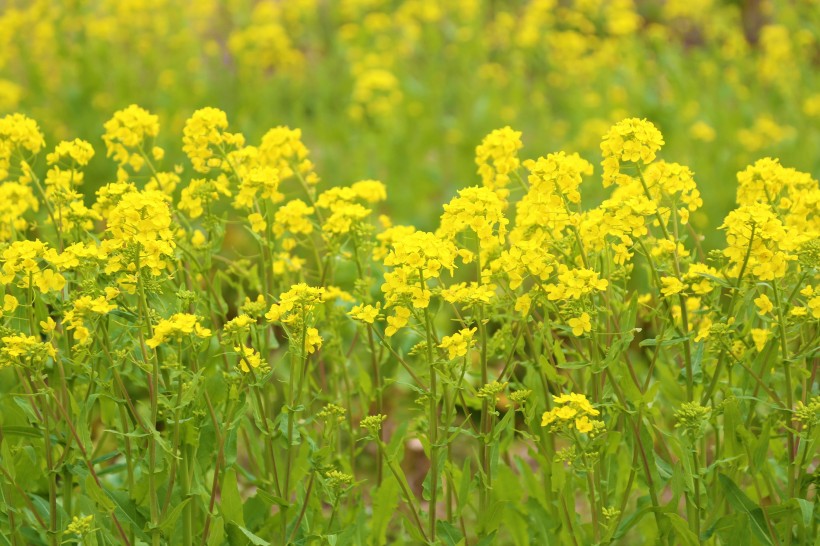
[102,105,159,169]
[542,392,604,436]
[3,294,18,312]
[601,118,665,187]
[660,277,685,297]
[235,345,262,373]
[514,294,531,316]
[808,296,820,319]
[751,328,769,352]
[349,303,380,324]
[438,327,477,359]
[568,312,592,336]
[544,266,608,301]
[305,327,323,354]
[265,284,326,325]
[248,212,267,234]
[754,294,773,315]
[439,186,508,247]
[575,416,594,434]
[34,269,66,293]
[385,306,411,337]
[40,317,57,333]
[555,406,578,420]
[47,139,95,167]
[182,107,244,173]
[191,230,207,248]
[147,314,211,348]
[103,189,175,276]
[274,199,314,237]
[475,126,522,197]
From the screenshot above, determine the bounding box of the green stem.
[772,282,795,545]
[423,300,438,541]
[378,440,429,543]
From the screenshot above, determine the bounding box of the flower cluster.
[147,313,212,349]
[541,393,604,436]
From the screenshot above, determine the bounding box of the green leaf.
[220,467,245,526]
[253,488,290,508]
[228,523,270,545]
[718,474,774,546]
[436,520,464,546]
[159,498,190,534]
[105,490,150,540]
[792,498,813,531]
[0,426,40,439]
[598,329,635,372]
[84,475,115,512]
[665,513,698,546]
[456,457,474,516]
[370,473,400,544]
[475,531,497,546]
[639,335,689,348]
[612,497,652,540]
[207,516,225,546]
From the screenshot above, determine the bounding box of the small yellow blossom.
[754,294,773,315]
[751,328,769,352]
[660,277,685,297]
[147,314,211,348]
[438,327,477,359]
[568,312,592,336]
[349,303,380,324]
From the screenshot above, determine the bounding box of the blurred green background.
[1,0,818,247]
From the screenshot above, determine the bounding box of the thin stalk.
[378,439,429,543]
[423,297,438,541]
[772,282,795,546]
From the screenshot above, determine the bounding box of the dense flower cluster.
[541,393,604,435]
[0,105,816,545]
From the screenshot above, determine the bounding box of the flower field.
[0,1,818,545]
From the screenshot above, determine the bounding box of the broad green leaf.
[159,498,190,534]
[370,473,400,545]
[220,467,245,526]
[105,490,150,540]
[436,520,464,546]
[792,498,813,530]
[84,475,115,512]
[718,474,774,546]
[207,516,225,546]
[228,523,270,545]
[0,426,40,439]
[665,513,698,546]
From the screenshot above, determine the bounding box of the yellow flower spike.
[102,105,159,169]
[475,126,522,198]
[601,118,665,187]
